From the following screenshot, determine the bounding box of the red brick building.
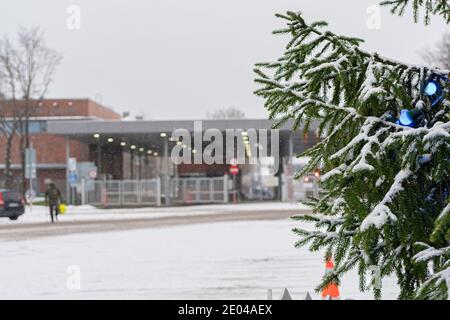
[0,99,121,193]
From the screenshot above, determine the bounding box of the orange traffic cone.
[321,260,340,300]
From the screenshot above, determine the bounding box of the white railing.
[80,176,229,206]
[81,178,161,207]
[170,176,229,204]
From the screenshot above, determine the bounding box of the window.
[0,121,47,134]
[28,121,47,133]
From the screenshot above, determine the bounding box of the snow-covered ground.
[0,218,399,300]
[0,202,306,225]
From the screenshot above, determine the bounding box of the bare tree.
[0,38,21,189]
[0,27,62,190]
[421,32,450,69]
[207,106,246,119]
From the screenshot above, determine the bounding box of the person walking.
[45,182,63,223]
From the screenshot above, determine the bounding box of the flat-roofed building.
[0,99,121,193]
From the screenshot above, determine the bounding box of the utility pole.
[65,137,70,203]
[163,136,170,205]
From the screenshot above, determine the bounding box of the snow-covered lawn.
[0,202,306,225]
[0,219,399,300]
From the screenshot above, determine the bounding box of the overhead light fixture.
[107,138,114,143]
[153,152,159,156]
[93,133,100,139]
[139,147,144,152]
[192,149,197,154]
[120,142,126,147]
[160,132,167,138]
[147,150,152,155]
[130,145,136,150]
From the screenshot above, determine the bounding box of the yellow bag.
[59,203,67,215]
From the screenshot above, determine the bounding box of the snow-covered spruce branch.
[293,228,339,243]
[292,212,346,226]
[360,168,413,230]
[292,220,356,253]
[381,0,450,24]
[256,10,450,299]
[413,203,450,299]
[414,243,450,263]
[414,242,450,299]
[254,13,444,133]
[417,265,450,299]
[431,202,450,243]
[263,11,445,73]
[322,116,448,183]
[255,75,412,133]
[329,118,389,165]
[315,251,363,292]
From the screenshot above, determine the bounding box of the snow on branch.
[321,164,348,182]
[381,0,450,24]
[293,212,346,225]
[359,59,390,102]
[329,118,391,174]
[361,169,413,230]
[414,245,450,262]
[414,243,450,299]
[437,202,450,222]
[292,228,339,248]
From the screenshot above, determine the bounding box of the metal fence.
[80,176,229,206]
[81,179,161,207]
[170,176,229,204]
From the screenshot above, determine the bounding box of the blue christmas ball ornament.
[397,109,416,127]
[423,73,448,107]
[424,81,438,96]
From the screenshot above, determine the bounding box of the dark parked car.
[0,189,25,220]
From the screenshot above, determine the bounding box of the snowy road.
[0,219,399,300]
[0,202,310,240]
[0,209,303,240]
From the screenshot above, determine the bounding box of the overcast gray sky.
[0,0,448,119]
